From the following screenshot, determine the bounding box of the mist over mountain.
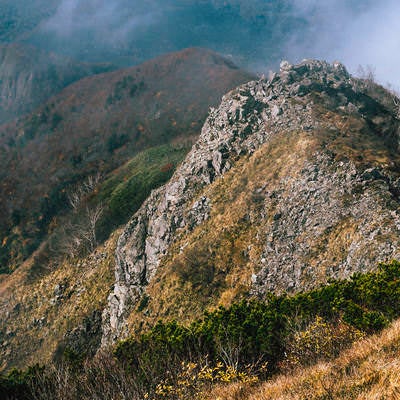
[27,0,297,67]
[287,0,400,87]
[0,43,113,124]
[0,0,59,42]
[2,0,400,397]
[2,0,399,86]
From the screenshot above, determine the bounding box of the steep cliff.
[102,60,400,345]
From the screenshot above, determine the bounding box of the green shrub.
[279,260,400,332]
[0,365,45,400]
[7,261,400,398]
[96,144,187,240]
[115,300,286,381]
[115,260,400,380]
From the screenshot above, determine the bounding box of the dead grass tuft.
[0,230,120,370]
[203,318,400,400]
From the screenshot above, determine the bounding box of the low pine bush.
[116,260,400,380]
[3,260,400,399]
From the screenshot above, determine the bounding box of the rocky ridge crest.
[102,60,400,345]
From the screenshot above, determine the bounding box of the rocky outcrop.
[252,155,400,294]
[102,60,400,345]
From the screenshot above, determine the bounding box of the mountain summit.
[102,59,400,344]
[1,57,400,372]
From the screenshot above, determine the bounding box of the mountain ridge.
[1,55,400,378]
[0,42,114,125]
[101,59,400,345]
[0,47,254,273]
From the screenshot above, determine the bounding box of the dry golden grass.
[203,318,400,400]
[127,116,400,333]
[0,230,120,370]
[126,130,315,332]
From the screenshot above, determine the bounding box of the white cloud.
[285,0,400,86]
[41,0,159,43]
[36,0,400,86]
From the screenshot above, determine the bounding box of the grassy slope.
[96,144,188,240]
[125,111,400,333]
[0,231,117,370]
[0,47,254,272]
[0,144,186,370]
[206,317,400,400]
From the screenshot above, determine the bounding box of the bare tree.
[356,64,376,91]
[383,83,400,119]
[215,326,242,371]
[56,203,104,258]
[68,173,102,212]
[60,173,105,257]
[52,224,83,260]
[29,353,146,400]
[80,203,104,252]
[391,92,400,119]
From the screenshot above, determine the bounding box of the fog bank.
[6,0,398,86]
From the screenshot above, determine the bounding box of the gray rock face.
[252,155,400,294]
[101,60,400,345]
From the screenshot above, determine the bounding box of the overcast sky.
[287,0,400,87]
[8,0,399,86]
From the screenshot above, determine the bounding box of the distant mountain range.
[0,47,254,273]
[0,0,306,68]
[0,43,114,124]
